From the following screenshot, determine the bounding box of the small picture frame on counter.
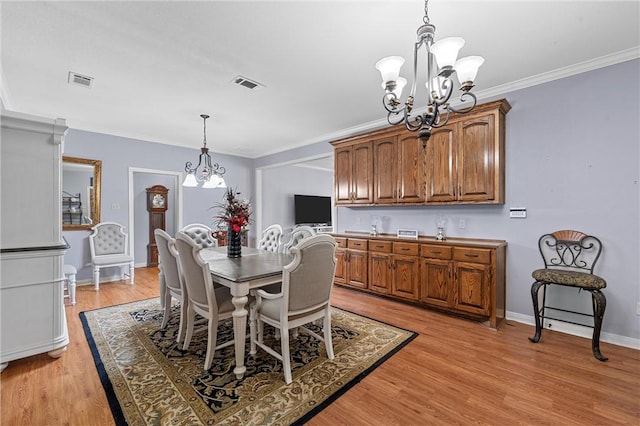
[397,229,418,239]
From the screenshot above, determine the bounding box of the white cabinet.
[1,110,69,372]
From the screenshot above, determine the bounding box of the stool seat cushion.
[532,268,606,289]
[63,264,77,274]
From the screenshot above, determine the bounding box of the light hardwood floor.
[1,267,638,425]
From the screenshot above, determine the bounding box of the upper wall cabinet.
[334,142,373,205]
[332,99,510,206]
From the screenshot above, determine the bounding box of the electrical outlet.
[459,219,466,229]
[111,202,120,210]
[636,302,640,316]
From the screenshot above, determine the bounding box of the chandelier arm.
[387,112,406,127]
[447,92,478,114]
[431,108,451,128]
[405,113,426,132]
[382,95,404,114]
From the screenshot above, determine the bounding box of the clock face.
[152,193,166,208]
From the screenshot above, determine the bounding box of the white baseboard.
[507,311,640,350]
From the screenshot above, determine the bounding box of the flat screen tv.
[294,194,332,226]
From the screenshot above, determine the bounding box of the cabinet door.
[347,250,368,289]
[334,247,347,284]
[420,258,453,308]
[453,261,491,315]
[369,252,392,294]
[391,255,420,300]
[425,126,457,202]
[352,143,373,204]
[397,133,426,203]
[334,147,353,204]
[457,115,496,202]
[373,137,397,204]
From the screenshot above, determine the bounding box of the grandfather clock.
[146,185,169,267]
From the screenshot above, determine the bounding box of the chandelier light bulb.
[430,37,465,70]
[375,56,405,84]
[455,56,484,89]
[182,172,198,187]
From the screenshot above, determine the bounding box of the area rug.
[80,298,417,425]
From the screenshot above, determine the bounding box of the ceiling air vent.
[231,75,265,90]
[68,71,94,89]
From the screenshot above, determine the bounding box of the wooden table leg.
[231,293,249,379]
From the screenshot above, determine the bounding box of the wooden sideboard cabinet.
[334,233,506,329]
[332,99,510,206]
[334,237,368,289]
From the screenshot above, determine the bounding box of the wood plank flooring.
[1,267,638,425]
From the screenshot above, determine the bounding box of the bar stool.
[63,264,77,305]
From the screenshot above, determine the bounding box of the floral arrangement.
[214,188,251,233]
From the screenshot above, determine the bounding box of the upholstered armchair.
[251,234,337,384]
[88,222,134,290]
[281,225,315,253]
[181,223,218,249]
[257,224,283,253]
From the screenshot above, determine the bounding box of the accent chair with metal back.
[88,222,135,290]
[529,230,608,361]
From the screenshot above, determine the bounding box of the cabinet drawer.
[335,237,347,248]
[348,239,368,250]
[420,244,452,260]
[453,247,491,264]
[369,240,392,253]
[393,242,419,256]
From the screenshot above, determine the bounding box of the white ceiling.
[1,1,638,159]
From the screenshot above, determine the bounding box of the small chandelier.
[182,114,227,189]
[376,0,484,143]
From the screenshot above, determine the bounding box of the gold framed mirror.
[62,156,102,231]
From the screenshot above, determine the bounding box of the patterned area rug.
[80,298,417,425]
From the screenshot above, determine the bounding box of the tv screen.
[294,194,332,226]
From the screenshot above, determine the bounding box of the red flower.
[213,188,251,233]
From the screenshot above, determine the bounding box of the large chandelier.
[376,0,484,143]
[182,114,227,189]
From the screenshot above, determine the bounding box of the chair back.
[154,229,182,293]
[282,225,316,253]
[181,223,217,249]
[538,230,603,274]
[89,222,129,258]
[282,234,337,313]
[175,231,217,311]
[257,224,283,252]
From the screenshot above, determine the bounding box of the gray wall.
[62,129,254,281]
[261,164,333,240]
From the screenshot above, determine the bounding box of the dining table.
[199,246,293,379]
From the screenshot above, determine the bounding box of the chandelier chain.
[423,0,430,25]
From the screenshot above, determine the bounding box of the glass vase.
[227,226,242,258]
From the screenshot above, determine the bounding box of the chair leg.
[68,273,77,305]
[93,267,100,291]
[281,327,292,384]
[160,292,172,329]
[249,302,257,355]
[204,317,218,370]
[529,281,546,343]
[590,290,608,362]
[323,310,334,360]
[129,261,135,284]
[176,299,188,343]
[183,305,195,351]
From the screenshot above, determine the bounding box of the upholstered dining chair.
[529,230,608,361]
[175,231,235,370]
[181,223,218,249]
[281,225,316,253]
[250,233,337,384]
[154,229,188,343]
[257,224,283,253]
[88,222,134,290]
